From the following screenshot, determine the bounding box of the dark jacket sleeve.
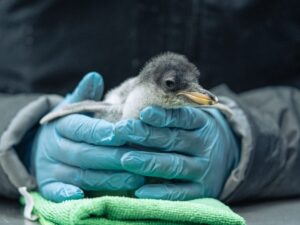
[0,93,62,198]
[214,85,300,203]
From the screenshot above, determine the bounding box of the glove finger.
[51,135,135,170]
[55,114,125,146]
[52,164,145,191]
[40,182,84,203]
[140,106,209,129]
[67,72,104,104]
[121,151,209,180]
[135,183,204,200]
[115,119,204,154]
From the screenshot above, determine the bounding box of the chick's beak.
[177,89,218,105]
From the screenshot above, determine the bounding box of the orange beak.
[177,91,218,105]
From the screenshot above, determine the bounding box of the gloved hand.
[117,106,240,200]
[31,72,144,202]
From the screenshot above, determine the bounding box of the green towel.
[25,193,245,225]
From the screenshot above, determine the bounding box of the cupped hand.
[31,72,144,202]
[117,106,240,200]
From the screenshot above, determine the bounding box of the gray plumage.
[40,52,220,124]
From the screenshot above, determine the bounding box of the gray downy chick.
[40,52,222,124]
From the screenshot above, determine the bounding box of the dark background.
[0,0,299,95]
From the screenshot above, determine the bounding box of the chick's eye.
[160,70,180,91]
[165,79,176,88]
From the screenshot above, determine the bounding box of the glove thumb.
[66,72,104,104]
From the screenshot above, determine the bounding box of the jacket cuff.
[216,96,253,201]
[210,85,254,202]
[0,95,62,194]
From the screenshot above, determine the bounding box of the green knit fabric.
[27,193,245,225]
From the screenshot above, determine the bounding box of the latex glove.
[117,106,240,200]
[31,72,144,202]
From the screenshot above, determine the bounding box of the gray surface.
[0,197,300,224]
[0,198,37,225]
[233,198,300,225]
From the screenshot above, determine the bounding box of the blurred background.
[0,0,299,94]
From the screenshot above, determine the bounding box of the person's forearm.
[0,93,62,198]
[0,93,40,135]
[214,85,300,203]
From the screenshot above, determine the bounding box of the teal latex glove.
[31,72,144,202]
[118,106,240,200]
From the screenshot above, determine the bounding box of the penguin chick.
[40,52,219,124]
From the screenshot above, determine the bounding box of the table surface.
[1,197,300,225]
